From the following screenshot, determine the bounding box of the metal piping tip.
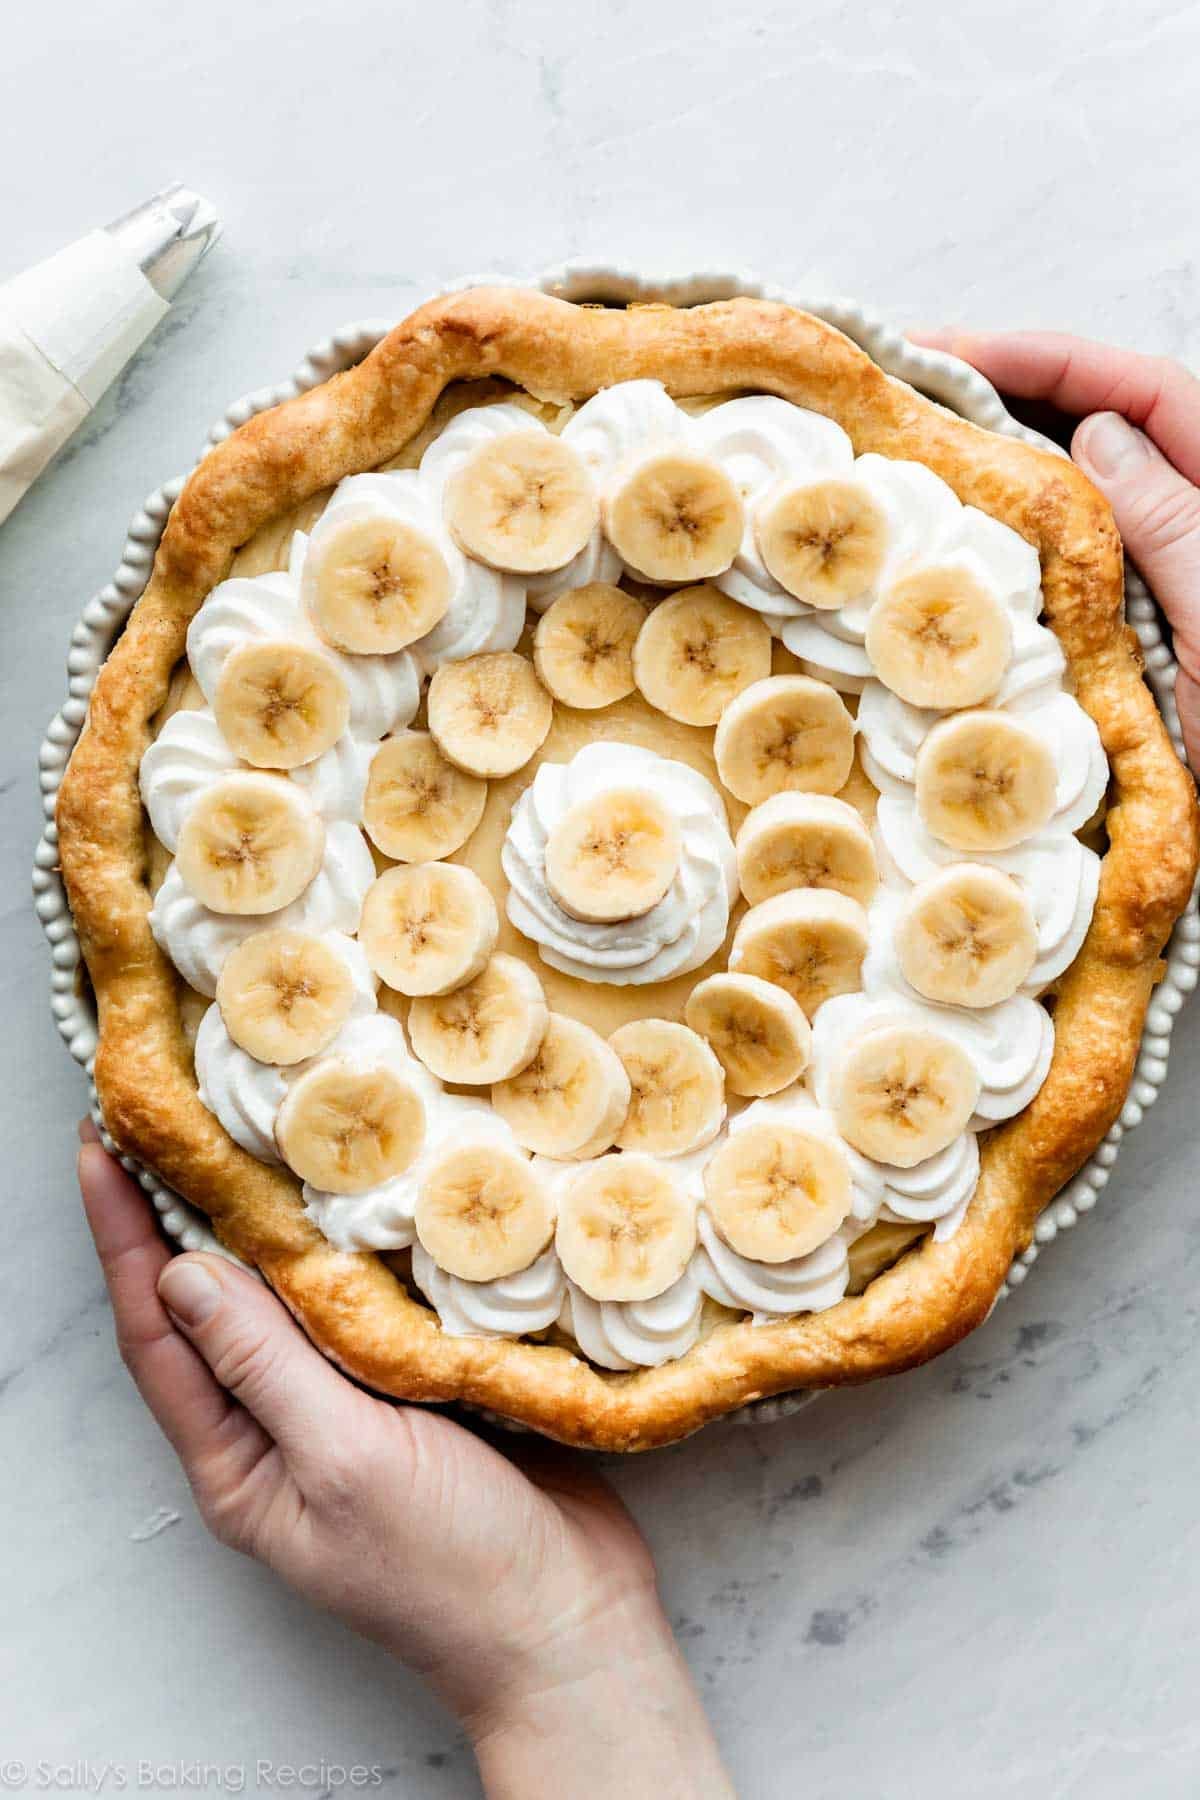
[104,182,222,301]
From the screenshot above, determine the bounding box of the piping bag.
[0,184,221,524]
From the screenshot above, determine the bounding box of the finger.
[908,331,1200,485]
[78,1143,259,1474]
[156,1250,372,1473]
[1071,412,1200,680]
[78,1115,100,1144]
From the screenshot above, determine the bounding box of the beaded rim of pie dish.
[34,266,1200,1431]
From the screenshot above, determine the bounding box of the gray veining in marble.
[3,3,1199,1795]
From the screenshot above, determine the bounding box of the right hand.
[910,329,1200,772]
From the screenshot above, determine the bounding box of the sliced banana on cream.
[832,1021,980,1167]
[544,788,681,924]
[175,772,325,916]
[703,1120,852,1262]
[714,674,856,805]
[212,639,350,770]
[305,513,453,654]
[604,449,744,583]
[555,1153,697,1302]
[215,927,367,1065]
[532,582,647,709]
[894,864,1039,1008]
[414,1144,554,1282]
[864,563,1012,710]
[276,1056,428,1194]
[915,709,1058,851]
[444,431,598,574]
[756,477,888,608]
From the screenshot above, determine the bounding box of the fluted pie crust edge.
[56,289,1200,1450]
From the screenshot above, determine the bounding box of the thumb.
[1072,410,1200,763]
[158,1253,369,1472]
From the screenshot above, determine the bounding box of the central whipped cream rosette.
[136,374,1109,1373]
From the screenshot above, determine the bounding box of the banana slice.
[685,972,812,1097]
[864,565,1012,709]
[833,1021,980,1167]
[703,1121,851,1261]
[408,952,549,1084]
[532,582,648,709]
[358,863,499,997]
[305,514,452,653]
[735,792,878,907]
[216,927,360,1064]
[915,710,1057,851]
[555,1153,697,1301]
[895,864,1038,1007]
[427,651,553,778]
[608,1019,726,1156]
[544,788,681,923]
[714,675,855,805]
[414,1144,554,1280]
[175,772,325,915]
[631,584,772,725]
[756,478,888,608]
[729,889,870,1018]
[275,1057,428,1193]
[212,640,349,770]
[604,449,744,583]
[443,431,598,574]
[491,1013,631,1158]
[362,730,488,863]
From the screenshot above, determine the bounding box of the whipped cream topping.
[187,547,420,743]
[303,1083,526,1254]
[561,1270,706,1371]
[417,403,619,617]
[503,743,737,985]
[858,680,1108,839]
[874,794,1101,992]
[696,1213,851,1321]
[149,821,375,996]
[412,1245,567,1339]
[194,1002,288,1163]
[139,707,243,852]
[305,471,525,672]
[812,986,1054,1129]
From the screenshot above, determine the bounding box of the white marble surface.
[4,3,1200,1795]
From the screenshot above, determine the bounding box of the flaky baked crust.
[57,290,1199,1450]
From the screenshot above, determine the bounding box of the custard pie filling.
[137,377,1110,1374]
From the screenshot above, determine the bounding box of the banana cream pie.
[57,290,1199,1449]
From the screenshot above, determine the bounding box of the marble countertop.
[5,3,1199,1794]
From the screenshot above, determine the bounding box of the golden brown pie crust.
[56,289,1200,1450]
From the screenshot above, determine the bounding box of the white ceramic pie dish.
[33,265,1200,1427]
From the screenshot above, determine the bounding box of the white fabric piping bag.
[0,183,220,524]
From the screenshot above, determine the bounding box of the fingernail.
[159,1258,221,1327]
[1077,412,1152,480]
[78,1117,100,1144]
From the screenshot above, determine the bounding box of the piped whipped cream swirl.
[149,821,375,996]
[503,743,737,985]
[412,1246,567,1339]
[418,403,620,615]
[560,1270,706,1371]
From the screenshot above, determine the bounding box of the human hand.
[910,329,1200,772]
[76,1124,732,1799]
